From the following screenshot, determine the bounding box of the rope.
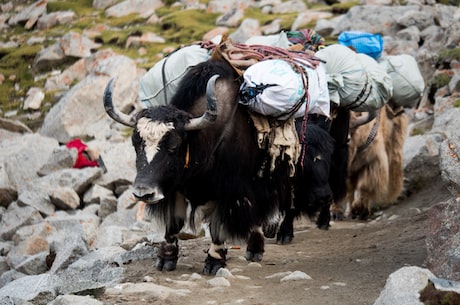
[357,111,381,152]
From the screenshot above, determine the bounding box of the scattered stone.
[206,277,231,287]
[280,271,312,282]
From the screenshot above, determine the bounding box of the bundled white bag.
[244,31,291,49]
[139,44,211,107]
[355,53,393,112]
[316,44,392,112]
[378,54,425,108]
[239,59,330,120]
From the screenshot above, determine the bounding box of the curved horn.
[350,110,377,129]
[103,78,136,128]
[184,74,219,131]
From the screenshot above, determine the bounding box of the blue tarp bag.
[338,31,384,60]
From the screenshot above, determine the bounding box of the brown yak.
[332,104,408,220]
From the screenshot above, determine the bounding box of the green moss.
[0,45,44,113]
[158,9,219,44]
[47,0,94,15]
[105,13,147,27]
[330,1,360,14]
[436,0,460,5]
[438,48,460,65]
[410,127,427,136]
[430,73,451,90]
[453,99,460,108]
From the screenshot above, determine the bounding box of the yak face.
[131,107,189,204]
[102,74,220,204]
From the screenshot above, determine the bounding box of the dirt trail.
[99,179,452,305]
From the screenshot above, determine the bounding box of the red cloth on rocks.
[66,138,99,169]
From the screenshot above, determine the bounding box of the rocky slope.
[0,0,460,304]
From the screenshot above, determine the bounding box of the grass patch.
[438,47,460,61]
[243,8,297,31]
[0,45,43,113]
[158,9,220,44]
[47,0,94,15]
[430,73,451,90]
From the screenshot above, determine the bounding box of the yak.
[265,107,350,244]
[338,104,408,220]
[103,59,293,275]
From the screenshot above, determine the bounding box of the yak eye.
[166,133,182,153]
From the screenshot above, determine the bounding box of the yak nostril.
[132,186,165,203]
[133,192,154,201]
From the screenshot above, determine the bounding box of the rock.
[37,146,77,177]
[49,187,81,210]
[0,201,43,241]
[104,282,191,300]
[0,274,57,304]
[426,198,460,281]
[105,0,164,18]
[206,277,231,287]
[7,0,46,29]
[37,10,76,30]
[23,87,45,110]
[39,55,139,143]
[0,117,32,133]
[280,270,312,282]
[373,266,433,305]
[47,294,103,305]
[228,18,261,43]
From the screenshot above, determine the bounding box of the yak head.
[103,75,219,204]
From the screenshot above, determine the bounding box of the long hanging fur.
[347,104,408,218]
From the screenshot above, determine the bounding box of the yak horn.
[350,110,377,129]
[103,78,136,128]
[184,74,219,131]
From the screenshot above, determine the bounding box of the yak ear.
[184,74,219,131]
[103,78,136,128]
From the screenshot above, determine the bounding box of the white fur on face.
[137,117,175,163]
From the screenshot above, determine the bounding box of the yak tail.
[386,107,409,203]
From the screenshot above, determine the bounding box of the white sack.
[244,31,291,49]
[316,44,392,112]
[378,54,425,108]
[139,44,211,107]
[355,53,393,112]
[239,59,330,120]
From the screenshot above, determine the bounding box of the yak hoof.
[276,232,293,245]
[155,257,178,271]
[317,223,330,230]
[245,251,263,262]
[203,254,226,276]
[156,241,179,271]
[351,207,369,221]
[331,211,344,221]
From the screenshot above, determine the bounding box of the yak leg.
[350,186,372,220]
[203,242,227,275]
[330,200,345,220]
[203,218,228,275]
[276,209,296,244]
[351,194,371,220]
[156,222,183,271]
[156,193,187,271]
[316,198,332,230]
[246,226,265,262]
